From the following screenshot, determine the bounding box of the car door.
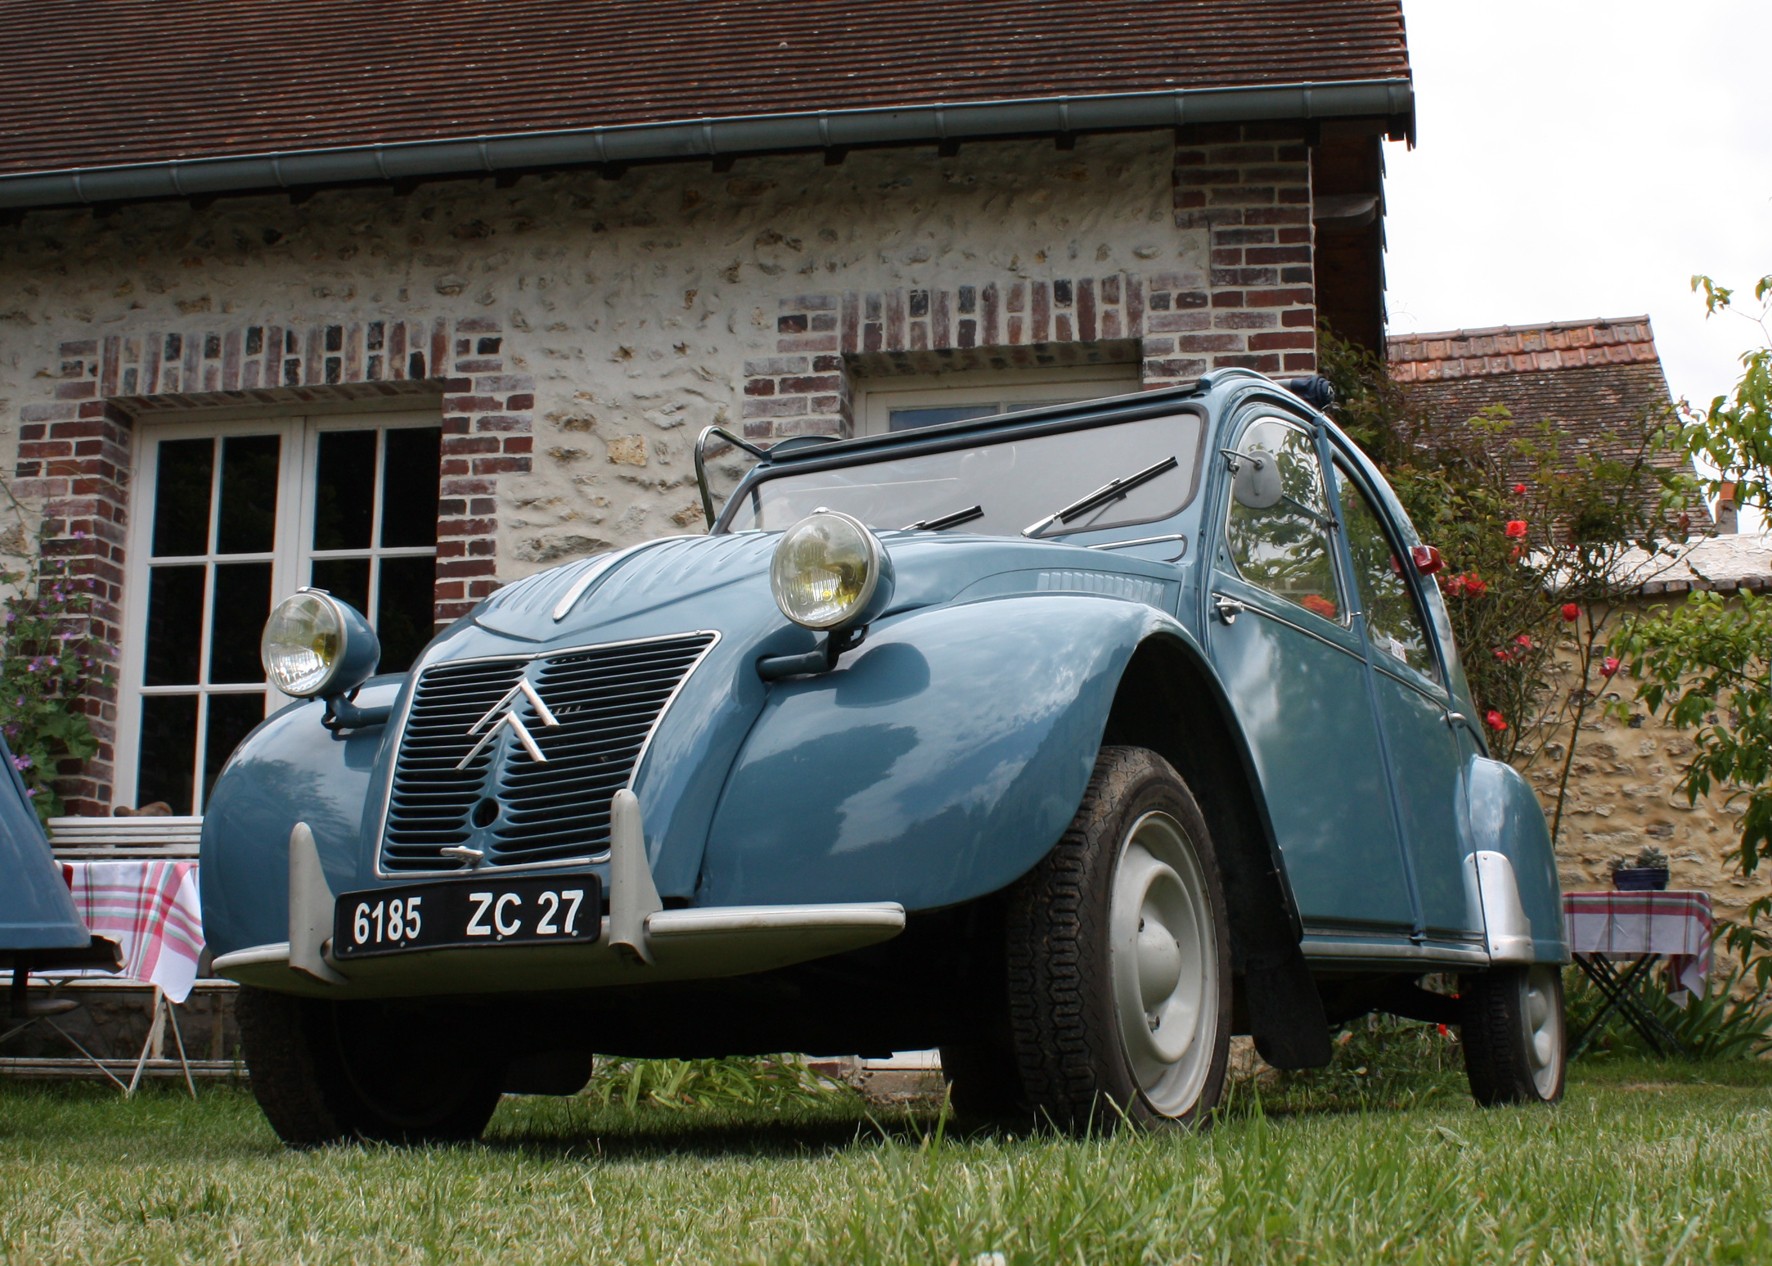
[1204,410,1415,939]
[1328,452,1484,944]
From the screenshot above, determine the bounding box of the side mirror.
[1227,448,1282,510]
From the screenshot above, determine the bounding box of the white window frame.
[854,364,1141,436]
[115,405,440,812]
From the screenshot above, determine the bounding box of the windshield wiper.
[1022,456,1179,538]
[903,504,985,532]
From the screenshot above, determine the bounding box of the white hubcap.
[1109,810,1218,1116]
[1523,965,1563,1097]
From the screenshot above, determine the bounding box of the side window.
[1224,417,1343,622]
[1334,460,1441,685]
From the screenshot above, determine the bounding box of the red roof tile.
[1386,317,1660,384]
[1386,317,1709,527]
[0,0,1410,178]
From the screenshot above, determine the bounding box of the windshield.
[721,411,1205,537]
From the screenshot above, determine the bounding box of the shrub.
[0,503,112,821]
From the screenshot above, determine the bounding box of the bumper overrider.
[211,790,907,1000]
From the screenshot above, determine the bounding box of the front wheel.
[236,987,504,1148]
[1005,746,1232,1132]
[1459,964,1566,1105]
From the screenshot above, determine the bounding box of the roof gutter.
[0,78,1412,212]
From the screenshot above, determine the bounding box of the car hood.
[457,530,1180,655]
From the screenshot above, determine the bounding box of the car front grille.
[379,633,716,872]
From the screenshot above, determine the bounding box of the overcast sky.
[1384,0,1772,518]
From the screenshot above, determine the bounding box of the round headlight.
[770,510,894,630]
[261,589,381,698]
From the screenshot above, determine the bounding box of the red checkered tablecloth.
[61,861,205,1004]
[1562,890,1713,996]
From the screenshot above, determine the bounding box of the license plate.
[332,874,601,960]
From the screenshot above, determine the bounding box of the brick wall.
[1172,123,1317,377]
[9,318,533,813]
[744,125,1317,439]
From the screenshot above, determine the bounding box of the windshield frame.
[711,392,1210,540]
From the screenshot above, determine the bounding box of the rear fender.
[1459,756,1569,964]
[701,595,1178,910]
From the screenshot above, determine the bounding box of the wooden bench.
[47,816,202,860]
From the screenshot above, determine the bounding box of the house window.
[117,410,441,814]
[855,365,1140,436]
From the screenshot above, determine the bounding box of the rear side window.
[1335,460,1441,685]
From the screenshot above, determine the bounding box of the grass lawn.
[4,1057,1772,1264]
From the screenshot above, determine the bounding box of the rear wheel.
[1005,746,1232,1132]
[1460,964,1566,1105]
[236,987,503,1148]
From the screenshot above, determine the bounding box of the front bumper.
[212,791,906,1000]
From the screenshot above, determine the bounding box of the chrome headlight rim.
[770,509,891,632]
[260,588,379,699]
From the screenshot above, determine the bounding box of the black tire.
[1005,746,1232,1132]
[236,986,503,1148]
[1459,964,1566,1106]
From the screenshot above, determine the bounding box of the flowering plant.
[1,504,112,822]
[1322,331,1699,843]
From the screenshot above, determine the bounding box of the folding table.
[1562,889,1712,1059]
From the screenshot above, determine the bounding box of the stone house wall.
[1525,588,1769,922]
[0,123,1318,813]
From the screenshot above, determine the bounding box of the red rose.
[1485,710,1508,732]
[1561,603,1580,622]
[1463,575,1488,596]
[1514,634,1534,649]
[1505,520,1529,539]
[1512,483,1527,495]
[1601,657,1620,678]
[1493,648,1511,661]
[1445,574,1466,596]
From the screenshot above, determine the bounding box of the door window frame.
[1325,453,1449,695]
[1218,412,1352,634]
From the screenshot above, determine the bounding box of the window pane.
[310,558,371,616]
[1336,465,1439,683]
[381,427,442,547]
[204,693,266,807]
[888,404,1000,432]
[152,439,214,557]
[209,562,273,684]
[376,555,437,674]
[1225,419,1341,621]
[312,429,377,550]
[143,565,205,686]
[216,434,281,555]
[137,695,197,813]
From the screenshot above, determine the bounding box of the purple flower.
[11,754,30,771]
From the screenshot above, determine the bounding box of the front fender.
[198,681,402,958]
[1459,755,1569,964]
[700,594,1182,910]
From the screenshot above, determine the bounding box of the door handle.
[1212,594,1249,625]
